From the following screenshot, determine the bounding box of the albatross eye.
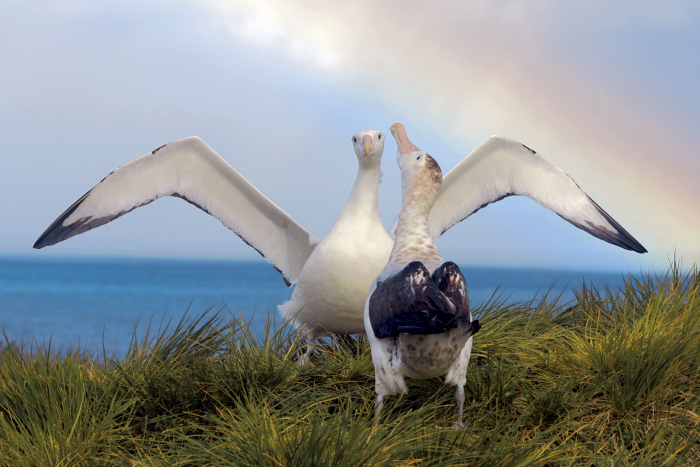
[416,155,421,160]
[378,134,382,139]
[353,137,357,143]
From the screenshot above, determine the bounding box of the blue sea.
[0,257,628,357]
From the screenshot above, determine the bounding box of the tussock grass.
[1,263,699,466]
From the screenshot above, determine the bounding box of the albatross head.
[390,123,443,203]
[352,129,385,166]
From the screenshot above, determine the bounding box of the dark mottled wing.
[431,261,470,320]
[369,261,471,339]
[33,136,319,286]
[421,136,646,253]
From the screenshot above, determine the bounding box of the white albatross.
[365,123,480,429]
[33,130,393,364]
[34,126,646,363]
[278,131,393,363]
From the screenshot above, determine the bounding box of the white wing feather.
[426,136,646,252]
[34,136,320,285]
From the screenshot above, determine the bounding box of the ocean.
[0,257,627,357]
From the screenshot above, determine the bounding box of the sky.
[1,0,699,273]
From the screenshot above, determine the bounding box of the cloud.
[3,0,698,268]
[185,0,700,263]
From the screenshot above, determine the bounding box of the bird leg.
[374,395,384,419]
[452,385,467,429]
[297,330,320,365]
[297,344,314,365]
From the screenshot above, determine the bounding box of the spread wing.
[425,136,647,253]
[369,261,474,339]
[33,136,319,286]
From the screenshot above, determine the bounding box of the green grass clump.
[1,263,699,466]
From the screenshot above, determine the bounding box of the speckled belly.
[398,325,472,379]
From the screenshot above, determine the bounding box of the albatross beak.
[390,123,421,155]
[362,134,372,158]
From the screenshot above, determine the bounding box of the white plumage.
[422,136,645,251]
[34,130,393,364]
[277,131,393,363]
[33,136,319,285]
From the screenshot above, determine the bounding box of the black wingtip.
[33,187,119,249]
[33,189,92,249]
[587,196,647,254]
[561,195,648,254]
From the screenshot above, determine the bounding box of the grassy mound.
[1,264,699,466]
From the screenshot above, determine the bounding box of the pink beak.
[390,123,421,155]
[362,134,373,158]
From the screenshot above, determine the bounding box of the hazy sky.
[2,1,699,272]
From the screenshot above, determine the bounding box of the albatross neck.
[385,186,442,271]
[337,162,383,223]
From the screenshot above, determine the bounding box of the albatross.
[33,126,646,363]
[278,131,393,363]
[366,123,480,429]
[33,130,393,364]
